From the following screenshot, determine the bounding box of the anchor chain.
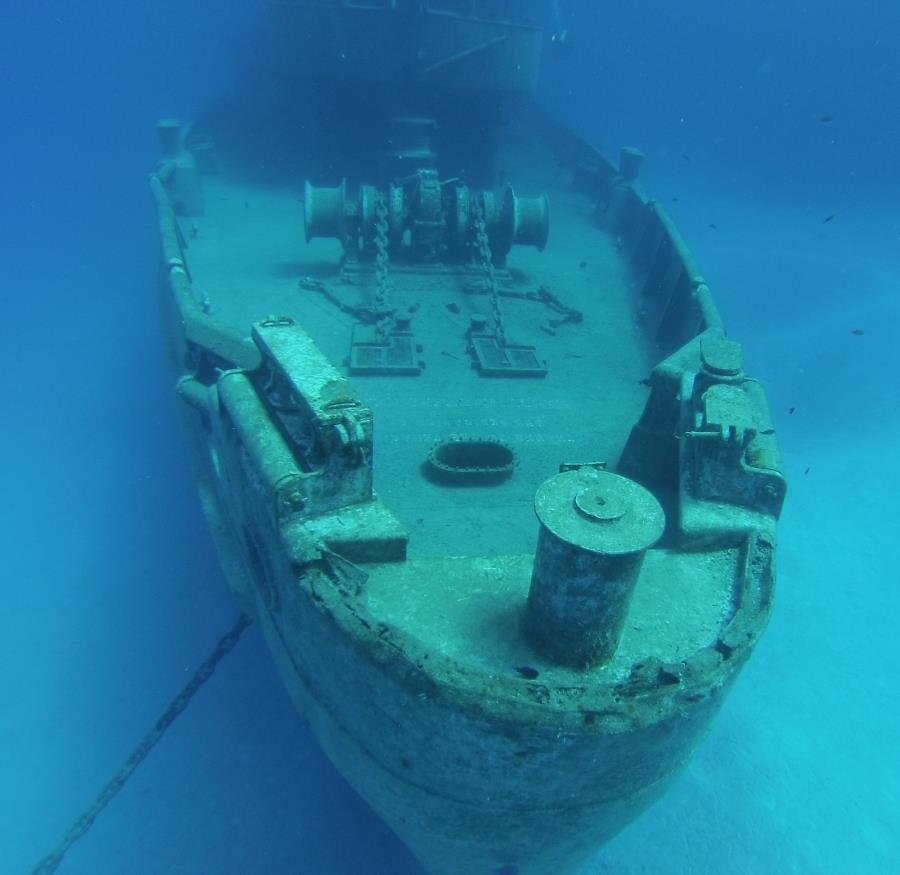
[29,612,252,875]
[472,198,507,347]
[373,192,393,341]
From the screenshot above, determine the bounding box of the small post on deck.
[156,118,204,217]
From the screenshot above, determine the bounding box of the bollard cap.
[701,332,743,377]
[535,468,664,556]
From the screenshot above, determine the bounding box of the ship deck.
[181,123,660,561]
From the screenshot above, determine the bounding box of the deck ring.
[425,436,516,485]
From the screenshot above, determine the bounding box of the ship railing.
[536,109,725,350]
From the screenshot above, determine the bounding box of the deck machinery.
[151,2,785,874]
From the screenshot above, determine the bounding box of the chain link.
[373,192,392,341]
[472,198,507,347]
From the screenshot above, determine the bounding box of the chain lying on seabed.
[29,613,252,875]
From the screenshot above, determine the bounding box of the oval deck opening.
[426,437,516,485]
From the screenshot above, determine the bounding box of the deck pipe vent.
[525,467,664,668]
[425,437,516,485]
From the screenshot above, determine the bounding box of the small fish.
[445,302,460,314]
[514,666,540,680]
[708,223,718,230]
[818,114,834,123]
[851,328,865,336]
[789,406,796,415]
[804,467,811,475]
[638,377,652,387]
[681,153,691,162]
[823,214,836,223]
[671,197,680,202]
[578,260,588,269]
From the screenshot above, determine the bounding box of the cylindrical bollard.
[156,118,204,216]
[700,331,743,378]
[525,468,665,668]
[157,118,185,157]
[619,146,645,182]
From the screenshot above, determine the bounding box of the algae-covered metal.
[151,3,785,873]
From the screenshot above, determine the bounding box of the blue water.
[3,1,898,872]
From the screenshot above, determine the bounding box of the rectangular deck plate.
[469,334,547,378]
[349,327,420,376]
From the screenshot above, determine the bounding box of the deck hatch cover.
[349,327,421,375]
[469,333,547,377]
